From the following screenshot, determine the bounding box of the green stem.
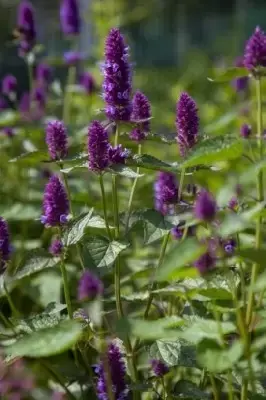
[125,144,142,233]
[63,66,76,125]
[60,255,73,319]
[27,60,34,113]
[178,168,186,201]
[241,381,248,400]
[3,281,19,318]
[99,174,112,240]
[209,375,219,400]
[144,232,171,319]
[41,360,77,400]
[246,77,264,327]
[60,163,85,271]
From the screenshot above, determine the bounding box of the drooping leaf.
[82,235,129,268]
[126,154,175,172]
[116,316,184,340]
[181,136,243,168]
[180,319,236,344]
[172,380,211,399]
[106,164,144,178]
[197,339,243,372]
[62,210,110,246]
[149,339,197,368]
[9,151,49,166]
[6,320,82,358]
[157,238,206,281]
[0,249,59,296]
[237,248,266,267]
[207,67,248,83]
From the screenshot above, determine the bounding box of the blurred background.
[0,0,262,133]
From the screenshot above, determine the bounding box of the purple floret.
[154,172,179,215]
[0,217,11,272]
[194,189,217,221]
[243,26,266,71]
[41,175,69,227]
[78,271,103,301]
[102,28,132,122]
[176,92,199,157]
[46,120,68,160]
[150,359,169,377]
[130,91,151,142]
[88,121,110,172]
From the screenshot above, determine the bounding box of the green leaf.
[157,238,206,281]
[180,319,236,344]
[126,154,176,172]
[107,164,144,178]
[219,214,251,237]
[207,67,248,82]
[0,203,40,221]
[181,136,243,168]
[172,380,211,399]
[62,210,109,246]
[82,235,129,268]
[11,303,65,334]
[150,339,196,368]
[0,249,59,296]
[237,248,266,267]
[127,209,181,244]
[6,320,82,358]
[0,110,19,127]
[9,151,49,166]
[60,163,87,174]
[197,339,243,372]
[117,316,184,340]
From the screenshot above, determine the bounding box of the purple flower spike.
[0,217,11,272]
[154,172,179,216]
[150,359,169,377]
[79,71,95,94]
[176,92,199,157]
[2,127,15,138]
[46,120,68,160]
[244,26,266,71]
[17,1,36,54]
[130,91,151,142]
[64,51,82,65]
[2,75,17,96]
[60,0,80,36]
[96,341,129,400]
[108,144,130,165]
[36,63,52,86]
[49,239,63,256]
[194,189,217,221]
[240,123,252,138]
[88,121,110,172]
[103,28,132,122]
[42,175,69,227]
[78,271,103,301]
[194,251,216,274]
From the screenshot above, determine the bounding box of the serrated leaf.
[127,209,180,244]
[157,238,206,281]
[62,210,109,246]
[6,320,82,358]
[172,380,211,399]
[181,136,243,168]
[107,164,144,178]
[60,163,87,174]
[208,67,248,82]
[197,339,243,372]
[180,319,236,344]
[126,154,175,172]
[9,151,49,165]
[117,316,184,340]
[150,339,196,367]
[82,235,129,268]
[0,249,59,296]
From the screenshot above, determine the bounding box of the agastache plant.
[3,2,266,398]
